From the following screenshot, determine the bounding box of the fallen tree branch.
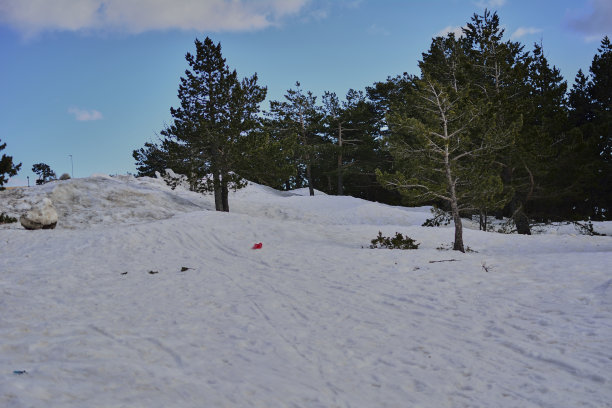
[428,259,459,263]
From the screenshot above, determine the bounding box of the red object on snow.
[252,243,263,250]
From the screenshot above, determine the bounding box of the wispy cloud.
[435,25,466,39]
[345,0,364,8]
[0,0,311,36]
[584,35,604,43]
[474,0,506,9]
[510,26,542,40]
[368,24,390,36]
[307,8,329,22]
[68,107,103,121]
[566,0,612,40]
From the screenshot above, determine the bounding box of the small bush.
[59,173,71,180]
[574,221,606,236]
[370,231,419,250]
[0,213,18,224]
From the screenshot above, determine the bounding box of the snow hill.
[1,175,611,407]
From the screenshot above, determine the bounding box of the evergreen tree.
[419,33,470,92]
[521,42,577,220]
[0,139,21,190]
[321,90,365,195]
[132,141,170,177]
[162,37,266,211]
[364,74,416,205]
[378,75,514,252]
[367,73,416,141]
[268,82,323,196]
[568,37,612,219]
[32,163,56,185]
[232,124,297,189]
[464,10,533,233]
[378,30,518,252]
[321,91,345,194]
[321,89,392,200]
[588,37,612,218]
[568,69,592,127]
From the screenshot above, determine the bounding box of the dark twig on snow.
[481,262,494,273]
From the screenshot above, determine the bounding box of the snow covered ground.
[1,175,611,407]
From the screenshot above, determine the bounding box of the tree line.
[132,10,611,250]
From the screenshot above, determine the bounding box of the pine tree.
[568,69,592,127]
[464,10,532,233]
[162,37,266,211]
[321,89,390,199]
[377,28,519,251]
[568,37,612,219]
[32,163,56,185]
[132,141,169,177]
[232,124,297,189]
[521,42,577,221]
[268,82,323,196]
[364,73,416,205]
[419,33,470,92]
[0,139,21,190]
[378,69,516,252]
[321,90,365,195]
[588,37,612,218]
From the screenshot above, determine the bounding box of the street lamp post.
[69,155,73,178]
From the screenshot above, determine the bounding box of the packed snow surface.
[1,175,611,407]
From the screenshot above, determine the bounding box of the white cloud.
[567,0,612,38]
[435,25,465,39]
[68,107,103,121]
[0,0,311,36]
[474,0,506,9]
[510,26,542,40]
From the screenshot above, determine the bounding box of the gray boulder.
[20,198,58,230]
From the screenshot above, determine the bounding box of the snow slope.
[1,176,611,407]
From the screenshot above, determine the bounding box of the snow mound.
[0,175,213,229]
[2,176,433,229]
[230,182,432,226]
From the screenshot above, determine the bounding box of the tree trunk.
[306,161,314,196]
[444,134,464,252]
[221,179,229,212]
[512,201,531,235]
[451,201,465,252]
[213,171,223,211]
[515,162,535,235]
[479,210,488,231]
[300,112,315,197]
[337,122,343,196]
[211,136,224,211]
[189,145,197,191]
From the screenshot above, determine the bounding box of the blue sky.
[1,0,610,186]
